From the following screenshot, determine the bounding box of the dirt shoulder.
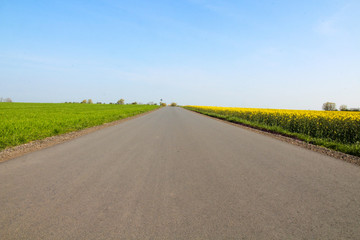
[0,108,159,163]
[186,109,360,167]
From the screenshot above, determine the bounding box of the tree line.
[0,97,12,102]
[322,102,359,111]
[64,99,159,105]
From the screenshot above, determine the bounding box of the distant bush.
[322,102,336,111]
[81,100,87,104]
[170,102,177,107]
[1,97,13,103]
[340,105,348,111]
[160,102,167,107]
[131,102,137,105]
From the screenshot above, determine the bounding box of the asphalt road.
[1,107,360,239]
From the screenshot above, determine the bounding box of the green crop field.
[0,103,159,150]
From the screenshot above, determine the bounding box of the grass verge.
[184,107,360,157]
[0,103,159,150]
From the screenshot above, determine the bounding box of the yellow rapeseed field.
[185,106,360,145]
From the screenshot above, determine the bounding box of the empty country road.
[1,107,360,239]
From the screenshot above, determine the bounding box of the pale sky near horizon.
[1,0,359,109]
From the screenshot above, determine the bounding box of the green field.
[0,103,159,150]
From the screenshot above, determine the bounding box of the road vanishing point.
[1,107,360,239]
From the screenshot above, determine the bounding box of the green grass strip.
[0,103,159,150]
[184,107,360,157]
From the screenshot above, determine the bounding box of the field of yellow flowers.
[184,106,360,156]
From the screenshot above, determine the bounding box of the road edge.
[183,108,360,167]
[0,108,160,163]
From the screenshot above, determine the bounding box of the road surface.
[1,107,360,239]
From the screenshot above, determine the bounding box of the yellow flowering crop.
[185,106,360,144]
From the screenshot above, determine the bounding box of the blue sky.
[1,0,359,109]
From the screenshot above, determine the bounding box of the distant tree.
[5,98,12,103]
[170,102,177,107]
[339,105,348,111]
[117,99,125,105]
[96,102,102,104]
[160,102,167,107]
[0,97,3,102]
[81,99,87,104]
[322,102,336,111]
[88,99,93,104]
[131,102,137,105]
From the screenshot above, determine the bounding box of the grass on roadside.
[184,106,360,157]
[0,103,159,150]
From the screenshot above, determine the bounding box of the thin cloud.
[314,3,353,36]
[316,18,337,35]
